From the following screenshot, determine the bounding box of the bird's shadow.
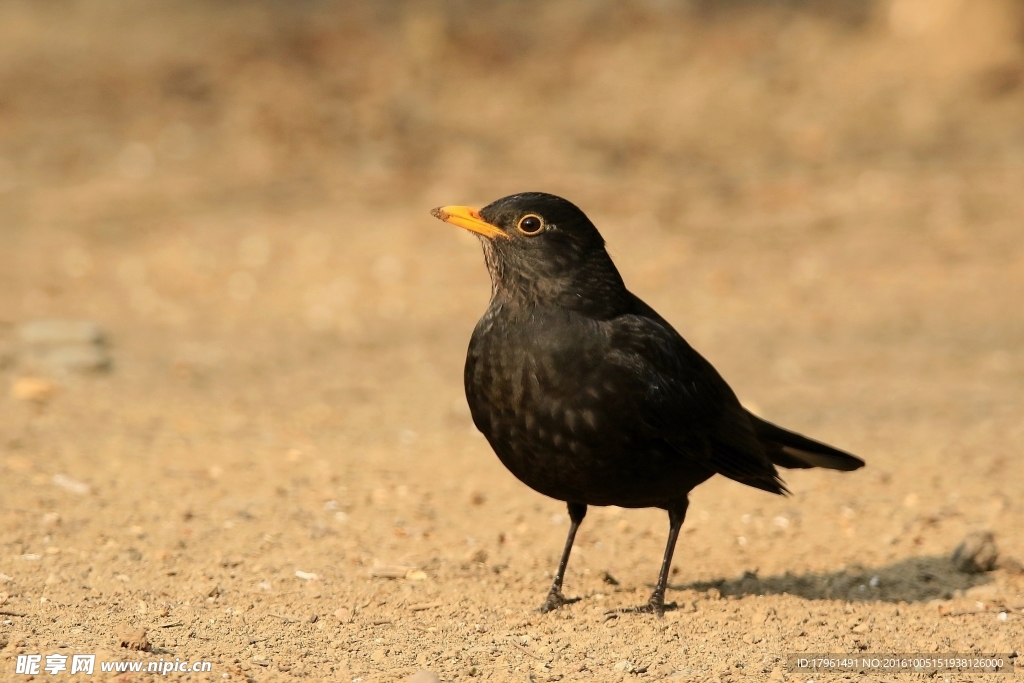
[672,555,992,603]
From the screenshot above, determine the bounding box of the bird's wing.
[603,301,787,495]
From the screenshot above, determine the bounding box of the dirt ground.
[1,1,1023,681]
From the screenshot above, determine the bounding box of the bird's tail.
[747,412,864,471]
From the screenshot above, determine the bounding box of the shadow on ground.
[678,556,993,603]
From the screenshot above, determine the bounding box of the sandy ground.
[1,1,1024,681]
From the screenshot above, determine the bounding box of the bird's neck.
[485,250,632,321]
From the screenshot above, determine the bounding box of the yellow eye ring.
[517,214,543,235]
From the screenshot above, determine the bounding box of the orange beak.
[430,206,507,240]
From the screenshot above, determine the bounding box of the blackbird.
[431,192,864,615]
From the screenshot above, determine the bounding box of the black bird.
[431,192,864,615]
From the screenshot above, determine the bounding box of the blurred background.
[2,0,1023,323]
[2,0,1022,441]
[1,1,1023,677]
[4,0,1024,231]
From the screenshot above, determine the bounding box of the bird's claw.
[539,589,579,613]
[619,595,677,617]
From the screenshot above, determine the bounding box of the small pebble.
[404,672,441,683]
[38,345,111,373]
[464,548,488,564]
[118,628,149,651]
[952,531,999,573]
[1000,556,1024,575]
[18,320,111,373]
[370,566,411,579]
[53,474,90,495]
[18,320,104,346]
[11,377,59,403]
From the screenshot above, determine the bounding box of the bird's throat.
[481,241,630,320]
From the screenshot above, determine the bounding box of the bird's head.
[431,192,628,316]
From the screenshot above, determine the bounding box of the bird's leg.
[646,501,687,614]
[625,499,688,616]
[540,502,587,613]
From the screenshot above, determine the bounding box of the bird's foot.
[618,593,676,617]
[539,589,579,613]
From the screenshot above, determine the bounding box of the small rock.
[370,566,412,579]
[41,345,110,373]
[464,548,488,564]
[1000,557,1024,575]
[19,320,105,346]
[334,607,352,622]
[5,634,27,650]
[613,660,634,672]
[952,531,999,573]
[53,474,89,495]
[11,377,59,403]
[651,664,674,677]
[18,320,112,373]
[601,571,620,586]
[404,672,441,683]
[118,628,149,651]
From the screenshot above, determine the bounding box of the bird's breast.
[466,312,611,451]
[464,310,686,505]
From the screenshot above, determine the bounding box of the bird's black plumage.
[431,192,864,614]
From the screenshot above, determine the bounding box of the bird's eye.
[518,214,543,235]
